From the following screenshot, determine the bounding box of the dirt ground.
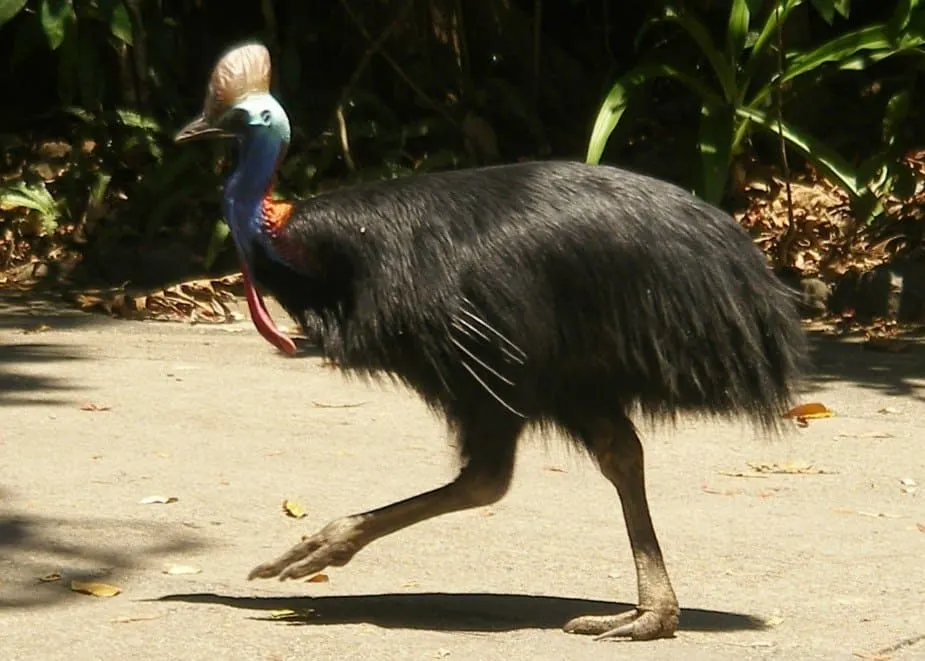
[1,291,923,661]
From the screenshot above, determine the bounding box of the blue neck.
[223,131,287,264]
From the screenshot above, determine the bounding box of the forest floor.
[2,290,924,661]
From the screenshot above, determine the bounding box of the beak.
[174,113,233,143]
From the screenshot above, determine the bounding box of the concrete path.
[1,291,923,660]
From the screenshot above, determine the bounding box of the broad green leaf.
[0,0,28,29]
[726,0,752,66]
[657,7,737,101]
[750,23,925,110]
[735,105,861,197]
[586,63,724,164]
[888,0,918,37]
[39,0,76,50]
[203,220,230,271]
[99,0,132,44]
[697,103,736,205]
[783,25,923,83]
[0,182,59,216]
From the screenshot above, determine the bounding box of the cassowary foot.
[247,518,361,581]
[563,607,679,641]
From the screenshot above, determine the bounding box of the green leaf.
[734,105,862,197]
[657,7,737,101]
[696,103,736,205]
[39,0,76,51]
[888,0,918,37]
[750,23,925,110]
[99,0,132,44]
[726,0,753,66]
[0,0,28,29]
[115,109,161,132]
[203,220,230,271]
[784,25,923,83]
[0,181,59,217]
[587,62,722,165]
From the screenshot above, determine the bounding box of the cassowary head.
[175,42,290,148]
[174,43,298,357]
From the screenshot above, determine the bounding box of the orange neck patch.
[261,195,294,237]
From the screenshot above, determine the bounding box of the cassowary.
[174,42,808,641]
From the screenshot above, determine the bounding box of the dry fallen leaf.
[139,495,178,505]
[783,402,834,420]
[435,650,451,659]
[37,572,62,583]
[305,573,329,583]
[80,402,112,412]
[269,609,297,618]
[854,652,892,661]
[746,461,836,475]
[544,465,568,473]
[163,564,201,576]
[835,431,894,440]
[916,523,925,533]
[282,499,307,519]
[70,580,121,597]
[878,407,899,415]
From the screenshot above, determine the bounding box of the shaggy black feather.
[250,160,808,453]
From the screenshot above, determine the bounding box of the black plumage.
[256,160,807,437]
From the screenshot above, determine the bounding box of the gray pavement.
[1,291,923,660]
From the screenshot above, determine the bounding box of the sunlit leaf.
[697,103,735,205]
[70,580,122,597]
[203,220,230,271]
[586,63,723,165]
[657,7,737,99]
[726,0,753,66]
[783,402,835,419]
[282,499,307,519]
[305,573,329,583]
[38,0,76,50]
[163,564,201,575]
[734,105,862,197]
[0,0,28,29]
[139,495,178,505]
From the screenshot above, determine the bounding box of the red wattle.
[239,260,298,356]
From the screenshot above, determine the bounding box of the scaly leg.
[248,416,524,581]
[564,418,680,641]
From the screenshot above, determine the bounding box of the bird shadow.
[155,591,767,634]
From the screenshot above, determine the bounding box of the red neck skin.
[238,256,298,356]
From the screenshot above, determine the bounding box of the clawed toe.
[564,608,679,641]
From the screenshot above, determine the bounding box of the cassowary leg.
[564,418,680,641]
[248,415,523,581]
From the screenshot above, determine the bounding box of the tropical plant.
[586,0,925,211]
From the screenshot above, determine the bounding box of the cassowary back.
[252,160,808,432]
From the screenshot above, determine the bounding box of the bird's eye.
[259,109,272,125]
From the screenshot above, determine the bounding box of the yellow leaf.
[139,495,178,505]
[783,402,834,420]
[282,499,307,519]
[305,573,329,583]
[70,580,121,597]
[163,564,201,575]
